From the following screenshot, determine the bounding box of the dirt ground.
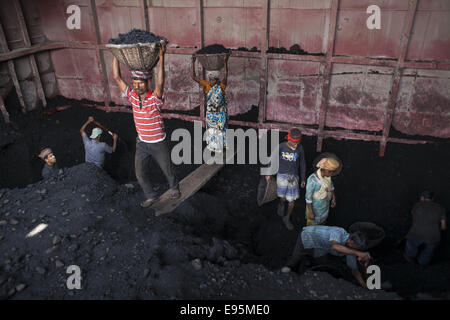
[0,92,449,300]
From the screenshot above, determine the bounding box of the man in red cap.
[112,41,180,207]
[266,128,306,230]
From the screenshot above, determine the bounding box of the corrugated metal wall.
[1,0,449,154]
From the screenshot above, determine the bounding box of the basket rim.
[349,222,386,235]
[106,40,167,49]
[194,52,230,57]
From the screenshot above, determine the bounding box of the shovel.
[93,120,114,137]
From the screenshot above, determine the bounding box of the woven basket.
[106,41,166,71]
[348,222,386,249]
[195,52,228,71]
[257,176,278,206]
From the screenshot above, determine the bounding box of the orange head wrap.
[287,128,302,143]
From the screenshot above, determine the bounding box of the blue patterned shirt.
[301,226,358,270]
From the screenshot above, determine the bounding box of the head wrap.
[206,70,220,79]
[287,128,302,143]
[131,71,151,80]
[90,127,103,139]
[39,148,53,160]
[316,157,340,171]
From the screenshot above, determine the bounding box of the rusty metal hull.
[0,0,449,155]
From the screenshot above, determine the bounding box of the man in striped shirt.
[112,41,180,207]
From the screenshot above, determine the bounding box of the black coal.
[196,44,230,54]
[267,44,324,56]
[108,28,168,45]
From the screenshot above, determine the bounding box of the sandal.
[140,198,156,208]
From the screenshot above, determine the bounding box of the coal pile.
[235,47,260,52]
[267,44,324,56]
[0,162,401,299]
[196,44,230,55]
[108,29,168,44]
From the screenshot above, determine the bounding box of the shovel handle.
[93,120,113,136]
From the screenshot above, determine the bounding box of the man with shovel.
[112,41,180,208]
[80,116,117,168]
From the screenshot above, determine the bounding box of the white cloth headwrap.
[131,71,151,80]
[206,70,220,79]
[313,169,333,200]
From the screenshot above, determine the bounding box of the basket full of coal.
[195,44,230,71]
[106,29,169,72]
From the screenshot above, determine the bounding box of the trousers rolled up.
[135,138,179,199]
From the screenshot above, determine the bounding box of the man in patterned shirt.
[112,41,180,207]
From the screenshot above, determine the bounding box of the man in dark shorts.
[265,128,306,230]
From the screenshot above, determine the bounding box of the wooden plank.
[13,0,47,107]
[196,0,205,125]
[84,103,433,147]
[316,0,339,152]
[89,0,111,111]
[379,0,418,157]
[258,0,270,124]
[0,22,26,114]
[149,149,236,217]
[0,95,10,123]
[143,0,150,31]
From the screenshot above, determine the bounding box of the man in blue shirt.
[80,116,117,168]
[281,225,371,288]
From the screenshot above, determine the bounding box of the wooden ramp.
[148,150,236,216]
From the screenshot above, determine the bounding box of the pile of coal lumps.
[108,28,168,44]
[196,44,230,54]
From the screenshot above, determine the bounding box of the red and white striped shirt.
[124,86,166,143]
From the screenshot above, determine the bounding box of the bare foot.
[140,197,156,208]
[283,216,294,230]
[277,202,285,216]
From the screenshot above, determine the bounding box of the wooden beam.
[149,150,236,216]
[0,95,10,123]
[379,0,418,157]
[143,0,150,31]
[1,41,449,72]
[0,21,26,114]
[13,0,47,107]
[82,103,433,146]
[258,0,270,124]
[89,0,111,112]
[196,0,205,125]
[316,0,339,152]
